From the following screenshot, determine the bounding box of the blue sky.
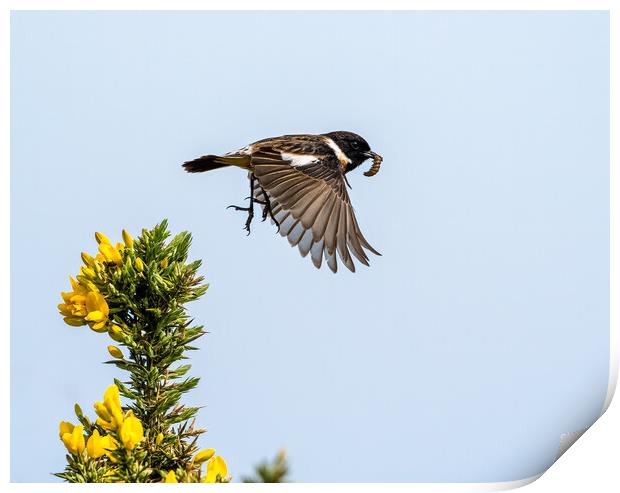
[11,11,609,482]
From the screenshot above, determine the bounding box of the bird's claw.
[228,204,254,235]
[227,204,250,212]
[229,176,280,236]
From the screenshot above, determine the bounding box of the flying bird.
[183,131,383,273]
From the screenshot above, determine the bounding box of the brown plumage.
[183,131,382,273]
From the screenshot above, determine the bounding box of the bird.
[182,131,383,273]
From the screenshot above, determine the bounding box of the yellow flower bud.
[204,455,228,483]
[94,401,112,421]
[155,432,164,445]
[164,470,178,483]
[119,413,144,451]
[108,324,124,342]
[63,316,86,327]
[194,448,215,464]
[122,229,134,248]
[96,417,113,431]
[80,266,96,279]
[95,232,111,245]
[107,345,124,359]
[89,323,109,334]
[160,257,169,268]
[83,280,99,292]
[61,424,85,455]
[135,257,145,272]
[81,252,95,267]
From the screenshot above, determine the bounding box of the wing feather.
[289,183,327,219]
[337,204,355,272]
[250,149,379,272]
[324,247,338,273]
[345,208,370,266]
[324,199,341,262]
[299,187,331,230]
[310,238,324,269]
[311,193,337,242]
[298,229,314,257]
[350,212,381,256]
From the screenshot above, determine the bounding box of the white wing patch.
[280,152,319,167]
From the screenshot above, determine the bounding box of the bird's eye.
[351,141,359,150]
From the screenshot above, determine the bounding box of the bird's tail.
[182,154,251,173]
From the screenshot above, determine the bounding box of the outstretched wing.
[250,147,380,273]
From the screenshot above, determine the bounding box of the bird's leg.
[259,187,280,232]
[227,174,256,235]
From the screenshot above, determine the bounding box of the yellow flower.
[86,429,107,459]
[204,456,228,483]
[94,385,124,430]
[122,229,134,248]
[104,385,124,425]
[61,424,85,455]
[84,291,109,331]
[119,412,144,451]
[58,276,90,323]
[98,242,123,265]
[155,432,164,445]
[164,470,178,483]
[194,448,215,464]
[160,257,169,268]
[101,435,118,463]
[135,257,145,272]
[59,276,110,331]
[107,345,123,359]
[59,421,74,438]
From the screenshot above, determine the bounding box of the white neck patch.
[322,136,352,165]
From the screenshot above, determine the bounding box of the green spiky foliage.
[105,221,207,468]
[242,449,290,483]
[54,220,229,483]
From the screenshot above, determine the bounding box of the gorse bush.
[55,220,229,483]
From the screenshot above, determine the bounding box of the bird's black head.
[322,131,377,172]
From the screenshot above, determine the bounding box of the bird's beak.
[363,150,380,160]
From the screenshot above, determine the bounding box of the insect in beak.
[363,151,383,177]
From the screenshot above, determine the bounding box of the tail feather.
[182,154,251,173]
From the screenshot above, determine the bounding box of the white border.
[3,1,616,490]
